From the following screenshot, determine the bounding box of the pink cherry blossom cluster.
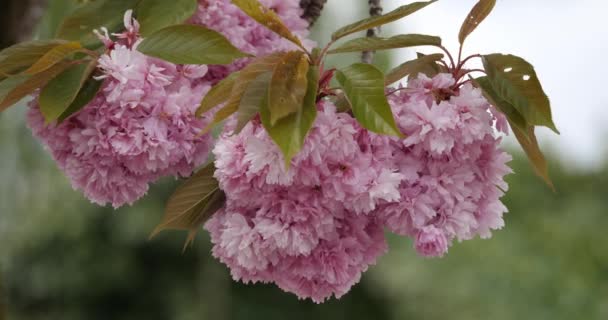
[25,0,513,304]
[190,0,315,83]
[207,103,394,303]
[378,74,512,257]
[206,73,512,302]
[26,0,313,208]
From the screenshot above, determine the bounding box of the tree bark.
[362,0,383,64]
[300,0,328,27]
[0,0,47,49]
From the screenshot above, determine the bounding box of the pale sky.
[323,0,608,170]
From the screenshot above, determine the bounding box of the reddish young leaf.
[0,61,71,112]
[459,0,496,44]
[385,53,444,85]
[231,0,305,49]
[511,124,555,190]
[24,42,82,75]
[260,67,319,168]
[202,53,285,133]
[0,40,69,79]
[332,1,437,41]
[150,163,226,250]
[482,54,559,134]
[268,51,309,125]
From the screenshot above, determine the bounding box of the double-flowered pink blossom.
[27,0,313,208]
[191,0,314,83]
[207,72,513,302]
[207,102,393,303]
[28,31,213,208]
[378,73,513,257]
[25,0,512,302]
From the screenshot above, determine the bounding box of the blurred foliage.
[1,1,607,319]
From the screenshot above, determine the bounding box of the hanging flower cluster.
[207,102,393,302]
[206,72,512,302]
[379,74,513,257]
[26,0,313,208]
[0,0,559,304]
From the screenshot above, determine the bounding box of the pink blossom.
[27,0,314,207]
[27,46,213,207]
[377,73,513,257]
[415,225,449,258]
[213,102,401,215]
[205,203,387,303]
[208,102,392,302]
[26,0,515,302]
[190,0,315,83]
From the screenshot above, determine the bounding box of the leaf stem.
[458,54,482,70]
[454,69,486,88]
[316,39,336,66]
[457,44,463,67]
[0,70,17,77]
[437,59,450,70]
[456,78,475,87]
[439,45,456,70]
[385,87,415,97]
[79,48,100,59]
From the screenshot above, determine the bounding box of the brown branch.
[0,0,47,49]
[362,0,383,64]
[300,0,328,27]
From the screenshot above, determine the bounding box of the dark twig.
[0,0,46,48]
[300,0,328,27]
[362,0,383,64]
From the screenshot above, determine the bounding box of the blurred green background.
[1,1,607,319]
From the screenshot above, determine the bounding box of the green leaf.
[235,72,272,133]
[137,0,198,36]
[482,54,559,134]
[39,61,96,123]
[385,53,444,85]
[474,76,528,136]
[0,62,72,112]
[261,67,319,167]
[459,0,496,44]
[24,42,82,75]
[137,24,251,65]
[331,1,437,41]
[202,53,285,133]
[336,63,402,137]
[231,0,304,49]
[0,40,69,79]
[511,124,554,190]
[58,77,103,123]
[150,163,226,250]
[57,0,140,47]
[196,73,238,117]
[329,34,441,55]
[268,51,309,125]
[0,76,29,108]
[417,52,447,75]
